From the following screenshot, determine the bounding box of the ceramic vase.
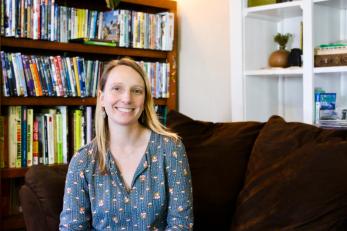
[268,49,290,68]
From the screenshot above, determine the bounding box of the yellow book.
[26,108,34,167]
[8,107,17,168]
[72,57,81,97]
[74,109,82,153]
[49,109,57,164]
[56,113,63,164]
[15,106,22,168]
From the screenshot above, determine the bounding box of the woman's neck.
[109,123,148,149]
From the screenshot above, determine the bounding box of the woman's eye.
[112,87,121,91]
[133,89,143,94]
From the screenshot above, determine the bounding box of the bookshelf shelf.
[244,0,303,20]
[1,97,96,106]
[0,37,168,59]
[0,97,167,106]
[120,0,176,10]
[245,67,303,76]
[314,66,347,74]
[314,0,347,9]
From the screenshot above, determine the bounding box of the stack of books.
[314,42,347,67]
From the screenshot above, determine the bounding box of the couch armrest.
[19,165,68,231]
[19,185,47,231]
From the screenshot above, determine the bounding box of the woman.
[59,58,193,230]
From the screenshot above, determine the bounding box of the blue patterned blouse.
[59,131,193,230]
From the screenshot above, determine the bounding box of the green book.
[69,38,117,47]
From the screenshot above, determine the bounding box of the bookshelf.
[0,0,178,230]
[231,0,347,124]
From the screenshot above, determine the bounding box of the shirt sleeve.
[59,151,91,230]
[165,139,194,230]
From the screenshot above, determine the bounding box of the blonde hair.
[95,57,178,174]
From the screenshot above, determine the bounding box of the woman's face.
[100,65,146,127]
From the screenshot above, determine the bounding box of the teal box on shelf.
[248,0,277,7]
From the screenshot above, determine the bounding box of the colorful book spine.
[1,51,10,97]
[56,112,63,163]
[33,118,39,165]
[72,57,81,97]
[15,106,22,168]
[8,106,17,168]
[21,106,27,168]
[27,108,34,167]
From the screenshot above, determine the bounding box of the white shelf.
[314,0,347,9]
[231,0,347,124]
[314,66,347,73]
[245,67,303,76]
[245,0,303,21]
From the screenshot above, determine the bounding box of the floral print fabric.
[59,131,193,230]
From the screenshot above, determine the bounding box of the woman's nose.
[121,90,132,103]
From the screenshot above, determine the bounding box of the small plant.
[273,33,292,50]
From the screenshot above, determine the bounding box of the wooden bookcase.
[0,0,178,229]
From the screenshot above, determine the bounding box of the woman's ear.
[98,90,104,107]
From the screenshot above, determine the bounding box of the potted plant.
[269,32,292,68]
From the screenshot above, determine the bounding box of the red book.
[33,119,39,165]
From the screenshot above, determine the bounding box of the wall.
[177,0,231,122]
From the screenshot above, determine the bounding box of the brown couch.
[19,111,347,230]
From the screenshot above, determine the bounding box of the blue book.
[319,93,336,110]
[77,57,86,97]
[21,106,27,167]
[319,93,337,120]
[0,51,10,96]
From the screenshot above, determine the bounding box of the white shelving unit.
[230,0,347,124]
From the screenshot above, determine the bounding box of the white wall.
[177,0,231,122]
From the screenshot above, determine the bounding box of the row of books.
[0,105,169,169]
[1,51,103,97]
[138,61,170,99]
[1,51,171,98]
[0,106,93,169]
[103,10,174,50]
[1,0,174,51]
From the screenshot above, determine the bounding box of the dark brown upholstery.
[19,112,347,231]
[167,110,264,230]
[231,115,347,231]
[19,165,68,231]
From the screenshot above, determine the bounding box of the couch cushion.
[231,115,347,231]
[167,110,264,230]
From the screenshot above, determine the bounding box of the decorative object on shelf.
[314,42,347,67]
[288,48,302,67]
[268,33,292,68]
[105,0,121,9]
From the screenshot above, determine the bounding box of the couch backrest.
[167,110,264,231]
[231,115,347,231]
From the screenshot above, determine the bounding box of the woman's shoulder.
[68,140,97,171]
[152,131,185,153]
